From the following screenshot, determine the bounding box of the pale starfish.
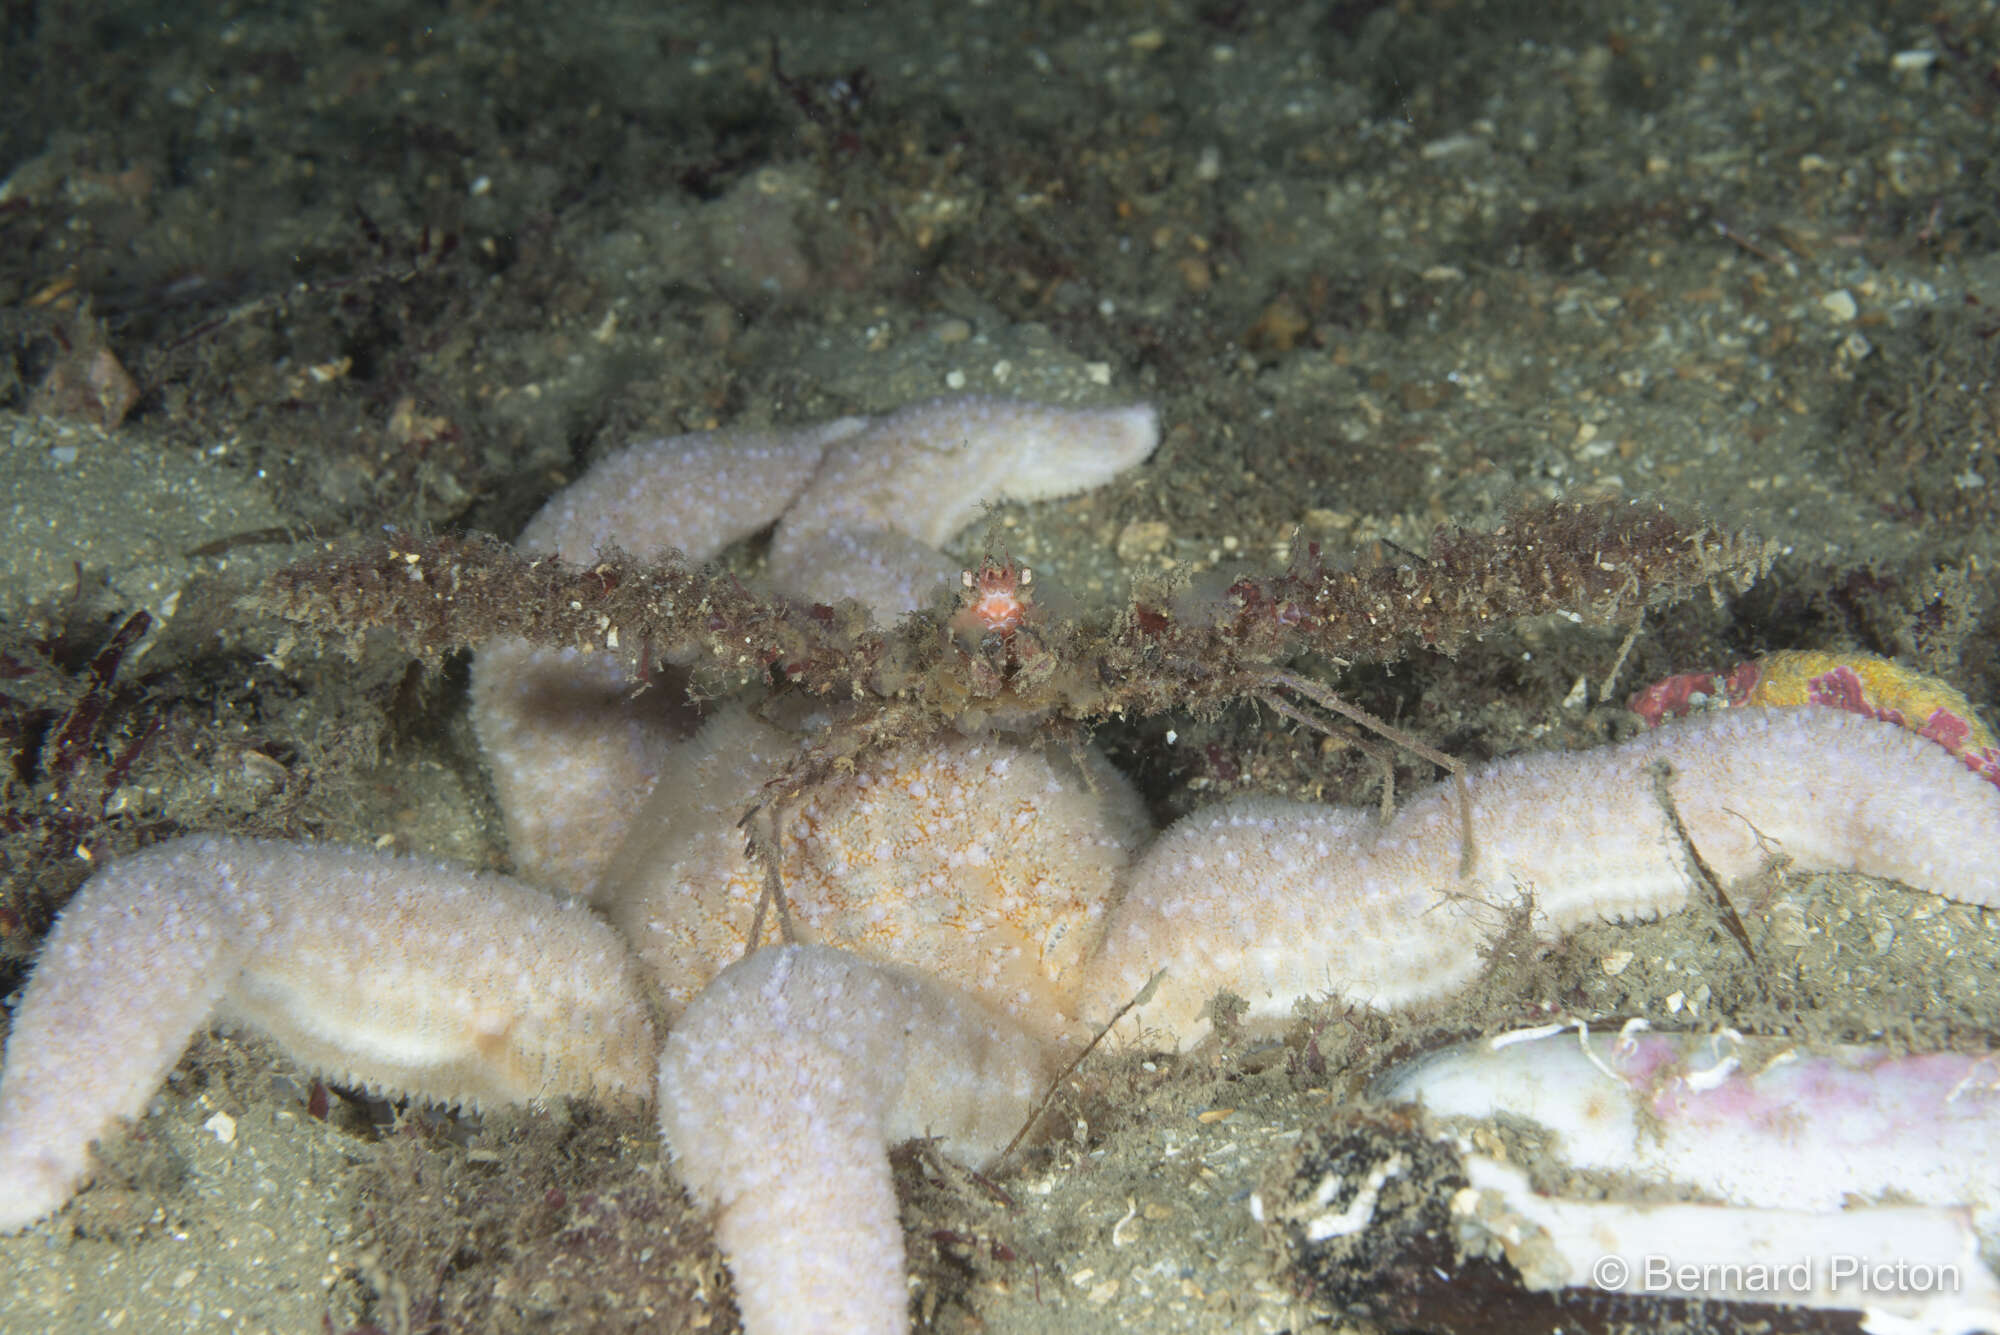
[471,394,1159,896]
[5,395,2000,1335]
[8,707,1998,1332]
[2,393,1164,1334]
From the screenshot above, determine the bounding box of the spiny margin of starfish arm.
[659,945,1051,1335]
[0,835,656,1233]
[1083,708,2000,1050]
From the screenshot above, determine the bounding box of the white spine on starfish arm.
[659,945,1050,1335]
[0,835,656,1234]
[1082,707,2000,1050]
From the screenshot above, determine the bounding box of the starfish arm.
[659,945,1050,1335]
[1084,709,2000,1050]
[472,416,867,892]
[515,417,871,566]
[768,523,960,620]
[0,836,656,1233]
[0,838,251,1232]
[768,396,1158,613]
[470,637,694,895]
[779,397,1159,548]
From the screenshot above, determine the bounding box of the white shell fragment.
[1381,1028,2000,1333]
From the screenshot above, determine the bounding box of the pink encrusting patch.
[1625,660,1762,727]
[1629,649,2000,791]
